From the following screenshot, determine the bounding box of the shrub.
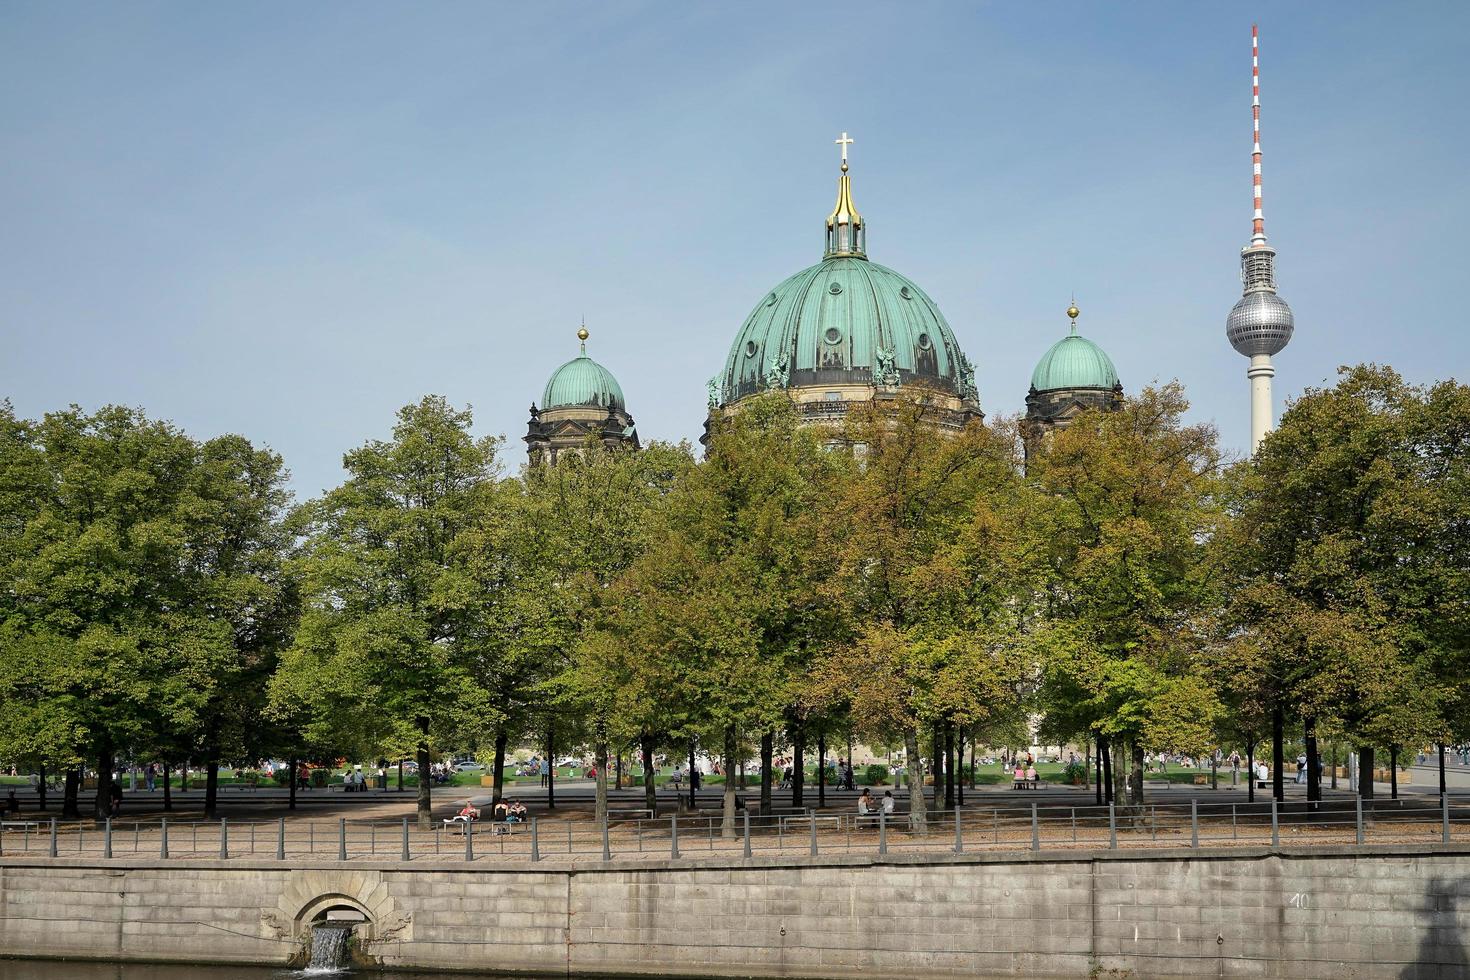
[864,764,888,786]
[1062,761,1088,785]
[311,768,329,787]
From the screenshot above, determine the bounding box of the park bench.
[779,813,842,833]
[1,820,39,831]
[1011,778,1040,790]
[607,808,653,821]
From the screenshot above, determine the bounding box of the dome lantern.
[824,132,866,260]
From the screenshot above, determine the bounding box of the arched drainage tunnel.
[307,907,368,972]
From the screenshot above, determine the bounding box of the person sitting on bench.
[1025,765,1038,787]
[857,788,875,823]
[1013,766,1028,789]
[458,802,481,821]
[507,800,527,823]
[492,800,509,822]
[2,790,18,815]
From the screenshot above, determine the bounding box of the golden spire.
[577,322,589,355]
[1067,300,1080,335]
[825,131,866,259]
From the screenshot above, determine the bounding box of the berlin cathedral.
[524,135,1122,464]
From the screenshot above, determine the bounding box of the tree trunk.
[203,761,219,820]
[943,723,955,810]
[1111,744,1127,805]
[415,715,432,830]
[36,763,47,812]
[1099,738,1112,806]
[1330,742,1338,791]
[491,728,509,806]
[1439,743,1447,799]
[904,726,927,834]
[816,731,827,809]
[687,740,696,810]
[1210,750,1218,791]
[594,732,609,827]
[721,727,737,838]
[1130,742,1145,805]
[641,734,657,816]
[287,757,296,812]
[1304,718,1320,806]
[63,767,80,819]
[759,730,773,814]
[1389,746,1399,800]
[1270,702,1284,803]
[1246,738,1256,804]
[182,760,189,796]
[955,728,964,807]
[791,721,805,810]
[162,761,173,812]
[94,742,114,822]
[615,751,623,791]
[929,723,943,807]
[397,758,404,793]
[546,722,556,811]
[1094,740,1104,805]
[1359,746,1375,800]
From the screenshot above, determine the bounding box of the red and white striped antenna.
[1251,24,1267,245]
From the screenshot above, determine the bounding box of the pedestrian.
[144,763,156,793]
[1295,753,1307,785]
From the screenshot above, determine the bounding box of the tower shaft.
[1248,354,1274,454]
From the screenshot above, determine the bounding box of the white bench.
[1,820,40,831]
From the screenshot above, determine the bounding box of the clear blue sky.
[3,2,1467,497]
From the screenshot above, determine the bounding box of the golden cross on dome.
[834,132,853,172]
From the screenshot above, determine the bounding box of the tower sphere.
[1226,288,1294,357]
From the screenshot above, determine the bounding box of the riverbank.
[2,843,1467,978]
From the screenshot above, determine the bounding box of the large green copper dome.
[542,346,626,411]
[719,257,976,404]
[1030,331,1118,392]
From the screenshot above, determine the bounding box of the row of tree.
[1,364,1465,829]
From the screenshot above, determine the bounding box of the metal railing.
[2,797,1463,864]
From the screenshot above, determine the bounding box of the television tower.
[1226,24,1294,455]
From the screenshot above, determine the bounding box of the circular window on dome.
[744,341,758,358]
[765,292,778,307]
[828,282,843,295]
[917,332,932,351]
[824,327,843,345]
[899,286,913,300]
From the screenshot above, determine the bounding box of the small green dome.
[1031,332,1119,392]
[542,352,626,412]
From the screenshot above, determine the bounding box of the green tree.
[1219,366,1465,799]
[811,395,1028,831]
[0,405,242,819]
[272,396,499,828]
[1027,384,1223,805]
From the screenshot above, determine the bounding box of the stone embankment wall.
[1,845,1467,978]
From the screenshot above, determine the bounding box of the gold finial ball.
[577,327,589,341]
[1066,304,1080,321]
